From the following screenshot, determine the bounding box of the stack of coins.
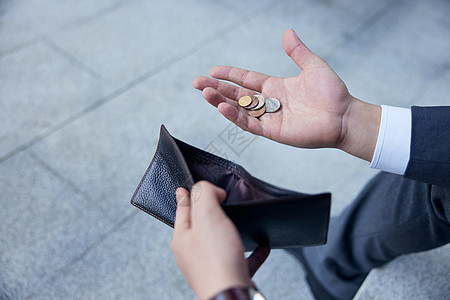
[238,95,281,118]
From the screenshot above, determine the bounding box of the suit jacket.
[404,106,450,189]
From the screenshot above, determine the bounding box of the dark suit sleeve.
[404,106,450,188]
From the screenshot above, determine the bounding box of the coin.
[252,95,265,110]
[238,96,252,107]
[247,105,266,118]
[247,97,259,109]
[265,98,281,113]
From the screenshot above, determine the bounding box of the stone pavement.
[1,0,449,299]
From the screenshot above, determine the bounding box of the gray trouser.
[303,172,450,299]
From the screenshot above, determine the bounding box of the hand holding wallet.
[131,125,331,251]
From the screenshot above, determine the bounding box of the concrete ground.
[1,0,449,299]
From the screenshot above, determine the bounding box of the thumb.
[282,29,322,69]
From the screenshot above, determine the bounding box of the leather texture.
[131,125,331,251]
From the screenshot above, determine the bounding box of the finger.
[202,87,235,108]
[246,245,271,277]
[201,87,265,138]
[190,181,227,221]
[210,66,270,92]
[174,187,191,230]
[217,102,263,136]
[193,76,257,101]
[282,29,322,70]
[191,180,227,205]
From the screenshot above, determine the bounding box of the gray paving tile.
[253,250,314,300]
[355,244,450,300]
[48,0,275,86]
[29,87,168,222]
[329,0,450,107]
[411,65,450,107]
[336,0,397,18]
[0,41,111,160]
[154,0,392,79]
[266,0,393,60]
[0,151,115,299]
[35,213,192,300]
[0,0,122,54]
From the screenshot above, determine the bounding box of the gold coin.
[238,96,252,107]
[246,97,259,110]
[248,105,266,118]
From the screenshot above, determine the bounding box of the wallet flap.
[222,193,331,251]
[159,125,195,189]
[130,125,193,227]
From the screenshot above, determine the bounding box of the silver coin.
[252,95,265,110]
[264,98,281,113]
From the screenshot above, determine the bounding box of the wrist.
[199,282,251,300]
[338,96,381,161]
[196,272,251,300]
[210,285,265,300]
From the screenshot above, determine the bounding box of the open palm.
[193,29,354,149]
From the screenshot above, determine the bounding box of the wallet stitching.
[131,201,174,228]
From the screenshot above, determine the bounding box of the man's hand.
[193,29,380,161]
[172,181,269,300]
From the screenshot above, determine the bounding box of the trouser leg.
[303,172,450,299]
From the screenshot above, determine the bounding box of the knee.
[431,185,450,224]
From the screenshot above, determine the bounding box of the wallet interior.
[176,137,303,205]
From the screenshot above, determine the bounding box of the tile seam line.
[0,1,125,59]
[351,0,405,39]
[43,39,104,81]
[61,1,126,31]
[28,151,117,223]
[54,210,139,277]
[28,151,91,200]
[0,0,286,165]
[324,0,405,61]
[0,38,41,60]
[24,210,139,300]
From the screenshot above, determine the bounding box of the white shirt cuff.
[369,105,411,175]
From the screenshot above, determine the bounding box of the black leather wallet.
[131,125,331,251]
